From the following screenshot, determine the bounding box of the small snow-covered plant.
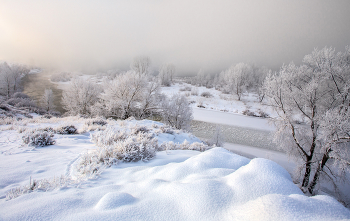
[91,126,129,146]
[242,109,257,117]
[159,141,177,151]
[114,133,157,162]
[22,130,55,147]
[131,125,149,135]
[6,175,72,200]
[159,141,210,152]
[159,125,174,134]
[191,88,199,96]
[55,125,77,134]
[188,142,211,151]
[257,109,269,118]
[200,91,213,98]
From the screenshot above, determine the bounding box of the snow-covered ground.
[161,82,277,119]
[1,117,349,220]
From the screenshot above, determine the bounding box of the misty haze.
[1,1,350,220]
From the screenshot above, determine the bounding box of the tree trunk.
[301,156,312,189]
[308,149,331,194]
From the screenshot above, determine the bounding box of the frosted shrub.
[55,125,77,134]
[191,88,199,96]
[257,109,269,118]
[131,125,149,135]
[159,140,210,152]
[242,109,257,117]
[200,91,213,98]
[6,175,72,200]
[22,131,55,147]
[115,134,157,162]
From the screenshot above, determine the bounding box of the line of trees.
[61,57,192,130]
[0,62,30,99]
[190,63,270,102]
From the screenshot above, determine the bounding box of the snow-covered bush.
[179,86,191,91]
[158,140,210,152]
[78,127,158,177]
[257,109,269,118]
[22,130,55,147]
[200,91,213,98]
[6,175,72,200]
[242,109,257,117]
[55,125,77,134]
[191,88,199,96]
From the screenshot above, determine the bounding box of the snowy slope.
[1,117,349,220]
[1,148,349,220]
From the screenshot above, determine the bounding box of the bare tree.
[130,56,151,76]
[264,47,350,195]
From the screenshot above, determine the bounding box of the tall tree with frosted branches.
[264,46,350,195]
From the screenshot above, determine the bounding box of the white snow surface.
[1,118,349,220]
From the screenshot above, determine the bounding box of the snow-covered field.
[1,117,349,220]
[161,82,277,119]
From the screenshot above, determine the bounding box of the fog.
[1,0,350,75]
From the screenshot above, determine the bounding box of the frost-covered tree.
[139,79,161,119]
[61,78,100,116]
[226,63,252,100]
[41,89,55,112]
[0,62,29,99]
[161,94,193,130]
[130,56,151,76]
[159,63,175,86]
[100,71,161,119]
[264,47,350,194]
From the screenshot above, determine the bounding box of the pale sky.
[1,0,350,75]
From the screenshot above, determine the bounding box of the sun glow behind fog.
[0,0,350,74]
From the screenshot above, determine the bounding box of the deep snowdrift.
[1,147,349,220]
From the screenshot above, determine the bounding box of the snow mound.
[1,147,349,220]
[95,192,136,210]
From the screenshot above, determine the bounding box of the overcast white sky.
[1,0,350,75]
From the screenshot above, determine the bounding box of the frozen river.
[190,108,278,151]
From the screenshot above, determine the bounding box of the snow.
[1,147,349,220]
[1,117,349,220]
[161,83,277,118]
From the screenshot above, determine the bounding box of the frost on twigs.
[55,125,77,135]
[22,130,55,147]
[6,175,72,200]
[77,126,158,178]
